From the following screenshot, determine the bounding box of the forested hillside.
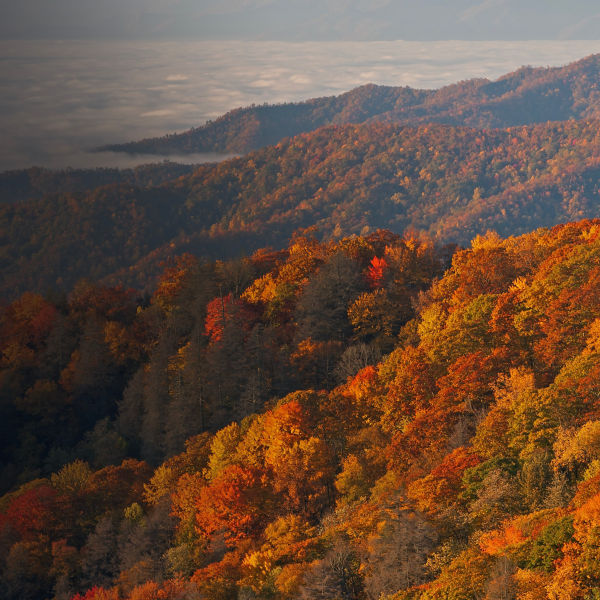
[5,119,600,299]
[0,164,196,204]
[6,47,600,600]
[102,53,600,155]
[4,220,600,598]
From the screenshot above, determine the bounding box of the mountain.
[5,119,600,299]
[102,53,600,156]
[7,38,600,600]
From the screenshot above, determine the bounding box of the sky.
[2,0,600,41]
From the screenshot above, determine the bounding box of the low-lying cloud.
[140,109,176,117]
[165,74,190,82]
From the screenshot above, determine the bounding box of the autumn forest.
[4,54,600,600]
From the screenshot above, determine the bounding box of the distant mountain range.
[5,53,600,299]
[102,53,600,155]
[5,117,600,299]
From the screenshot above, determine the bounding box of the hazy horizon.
[2,0,600,41]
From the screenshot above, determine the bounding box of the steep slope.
[102,53,600,155]
[5,220,600,598]
[5,119,600,298]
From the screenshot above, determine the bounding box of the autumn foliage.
[5,220,600,599]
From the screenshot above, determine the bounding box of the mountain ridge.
[5,119,600,299]
[101,53,600,155]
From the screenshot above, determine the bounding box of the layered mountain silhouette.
[102,53,600,155]
[5,54,600,299]
[5,118,600,299]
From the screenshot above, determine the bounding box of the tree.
[261,400,335,518]
[1,539,53,600]
[296,251,365,342]
[195,465,269,546]
[50,459,91,496]
[484,556,517,600]
[117,500,174,593]
[299,539,364,600]
[79,516,120,590]
[4,483,58,541]
[366,256,388,289]
[290,337,344,390]
[205,423,241,481]
[164,338,209,455]
[364,506,437,598]
[348,289,398,350]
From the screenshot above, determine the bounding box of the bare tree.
[364,507,437,599]
[335,343,381,383]
[299,538,364,600]
[484,556,517,600]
